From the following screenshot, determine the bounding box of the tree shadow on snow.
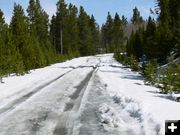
[99,70,124,74]
[153,95,176,102]
[121,74,143,81]
[146,90,159,94]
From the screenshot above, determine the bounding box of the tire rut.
[53,68,96,135]
[0,69,73,116]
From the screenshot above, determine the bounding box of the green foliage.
[101,12,124,53]
[27,0,55,67]
[78,6,92,56]
[113,13,124,52]
[0,9,7,76]
[89,15,100,55]
[131,7,144,25]
[143,61,158,85]
[50,1,99,57]
[127,0,179,63]
[126,28,144,59]
[0,0,101,79]
[114,53,138,71]
[128,55,139,71]
[153,0,178,62]
[10,3,38,71]
[160,64,180,93]
[114,52,128,66]
[121,15,128,26]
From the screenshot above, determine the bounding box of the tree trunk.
[60,29,63,54]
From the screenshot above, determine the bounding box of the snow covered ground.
[0,54,179,135]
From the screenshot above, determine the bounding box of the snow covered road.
[0,54,180,135]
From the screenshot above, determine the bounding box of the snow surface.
[0,54,180,135]
[97,55,180,135]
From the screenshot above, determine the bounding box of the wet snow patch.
[97,93,162,135]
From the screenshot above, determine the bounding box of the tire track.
[0,69,73,116]
[53,68,96,135]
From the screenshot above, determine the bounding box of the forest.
[0,0,179,93]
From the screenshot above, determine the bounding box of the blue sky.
[0,0,156,25]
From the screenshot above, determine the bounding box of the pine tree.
[121,15,128,26]
[27,0,37,35]
[161,65,177,93]
[143,16,157,59]
[128,55,139,71]
[27,0,54,65]
[127,28,144,60]
[69,5,79,56]
[55,0,68,54]
[66,4,79,57]
[0,9,7,78]
[105,12,114,52]
[100,24,108,53]
[27,0,49,40]
[126,31,135,57]
[10,3,30,71]
[143,60,158,85]
[168,0,180,47]
[50,15,57,51]
[89,15,99,55]
[131,7,143,25]
[78,6,92,56]
[113,13,123,52]
[155,0,174,62]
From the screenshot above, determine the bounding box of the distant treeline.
[0,0,100,76]
[114,0,180,94]
[0,0,179,77]
[126,0,180,63]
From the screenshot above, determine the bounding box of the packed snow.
[0,54,179,135]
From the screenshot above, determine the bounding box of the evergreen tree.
[105,12,114,52]
[168,0,180,47]
[143,16,157,59]
[127,28,144,59]
[78,6,92,56]
[155,0,174,62]
[10,3,30,71]
[131,7,143,25]
[66,4,79,57]
[113,13,123,52]
[160,65,178,93]
[134,28,143,59]
[121,15,128,26]
[50,15,57,51]
[0,9,7,79]
[143,61,158,85]
[89,15,99,55]
[100,24,108,53]
[126,31,135,57]
[27,0,49,41]
[0,0,104,77]
[55,0,68,54]
[27,0,54,65]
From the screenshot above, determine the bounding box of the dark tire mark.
[54,68,96,135]
[56,65,96,70]
[0,70,73,116]
[70,70,94,100]
[64,102,74,112]
[53,113,70,135]
[54,127,68,135]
